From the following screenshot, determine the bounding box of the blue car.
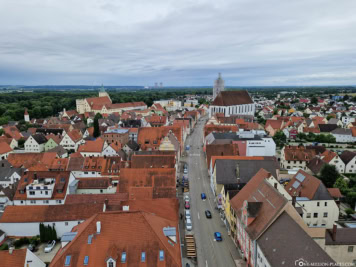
[214,232,222,241]
[201,193,206,200]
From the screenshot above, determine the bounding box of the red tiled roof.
[0,248,27,267]
[285,170,322,199]
[66,129,82,143]
[204,125,238,138]
[78,138,105,153]
[320,150,338,163]
[45,133,62,144]
[283,146,316,161]
[119,168,176,199]
[137,126,182,151]
[3,126,23,141]
[230,169,287,240]
[131,154,176,168]
[265,119,284,130]
[327,188,343,198]
[0,141,12,154]
[86,96,112,108]
[77,178,111,189]
[303,127,321,134]
[212,90,253,106]
[7,152,57,168]
[351,127,356,137]
[0,203,104,223]
[206,143,239,168]
[50,211,181,267]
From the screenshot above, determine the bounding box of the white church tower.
[213,73,225,100]
[24,108,30,122]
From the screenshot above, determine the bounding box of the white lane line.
[197,212,200,220]
[206,260,208,267]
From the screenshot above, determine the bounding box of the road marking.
[197,212,200,220]
[206,260,208,267]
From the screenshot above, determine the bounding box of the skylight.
[121,252,126,263]
[141,252,146,262]
[84,256,89,265]
[159,250,164,261]
[65,255,71,266]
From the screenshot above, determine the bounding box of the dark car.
[201,193,206,200]
[184,201,190,209]
[205,210,212,218]
[214,232,222,241]
[28,243,36,252]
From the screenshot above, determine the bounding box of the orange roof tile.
[50,211,181,267]
[67,129,82,143]
[78,138,105,153]
[0,248,27,267]
[283,146,316,161]
[7,152,57,169]
[0,141,12,154]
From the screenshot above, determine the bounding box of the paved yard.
[34,242,61,263]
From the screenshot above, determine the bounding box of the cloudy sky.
[1,0,356,86]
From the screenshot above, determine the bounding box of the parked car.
[184,201,190,209]
[205,210,212,218]
[201,193,206,200]
[186,218,193,231]
[44,240,56,253]
[185,210,191,220]
[214,232,222,241]
[186,145,190,151]
[184,194,190,202]
[28,243,36,252]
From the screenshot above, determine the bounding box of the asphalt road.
[183,116,241,267]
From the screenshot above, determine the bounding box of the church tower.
[213,73,225,100]
[99,84,110,98]
[24,108,30,122]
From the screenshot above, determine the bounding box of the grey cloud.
[0,0,356,85]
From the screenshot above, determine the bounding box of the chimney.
[332,224,337,241]
[96,221,101,234]
[292,196,296,207]
[9,246,14,254]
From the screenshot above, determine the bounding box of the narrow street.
[180,116,241,267]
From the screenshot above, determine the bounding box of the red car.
[184,201,190,209]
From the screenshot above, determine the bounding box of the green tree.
[319,164,339,188]
[93,113,103,138]
[311,96,318,105]
[273,131,287,148]
[333,177,349,194]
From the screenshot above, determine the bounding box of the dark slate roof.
[307,157,326,175]
[257,211,335,266]
[313,182,334,201]
[340,150,356,165]
[305,145,326,155]
[48,145,68,157]
[247,202,262,217]
[325,228,356,245]
[125,140,140,151]
[32,133,48,144]
[331,128,351,135]
[319,124,338,133]
[215,158,279,185]
[36,128,64,135]
[212,90,253,106]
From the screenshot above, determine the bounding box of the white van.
[186,218,192,231]
[185,209,191,220]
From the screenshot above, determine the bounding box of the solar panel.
[296,173,306,183]
[292,181,300,189]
